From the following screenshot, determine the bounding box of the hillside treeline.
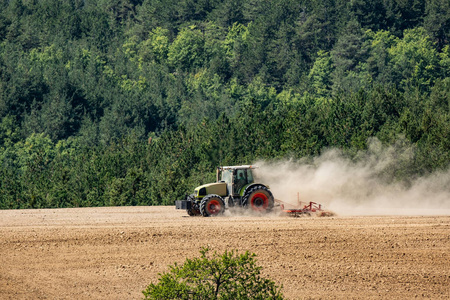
[0,0,449,208]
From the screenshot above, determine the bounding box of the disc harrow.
[276,193,331,217]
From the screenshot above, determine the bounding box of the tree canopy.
[0,0,449,208]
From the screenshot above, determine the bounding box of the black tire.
[242,185,274,212]
[200,194,225,217]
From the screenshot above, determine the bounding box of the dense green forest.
[0,0,449,208]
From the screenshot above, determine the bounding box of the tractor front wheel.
[200,194,225,217]
[242,185,274,212]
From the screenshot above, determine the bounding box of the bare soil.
[0,206,449,299]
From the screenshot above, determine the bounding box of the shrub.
[142,247,284,300]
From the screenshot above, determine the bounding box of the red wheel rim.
[207,199,222,215]
[250,193,269,211]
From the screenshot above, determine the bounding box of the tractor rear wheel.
[242,185,274,212]
[200,194,225,217]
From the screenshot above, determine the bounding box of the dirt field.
[0,206,449,299]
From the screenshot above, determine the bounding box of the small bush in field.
[142,247,284,300]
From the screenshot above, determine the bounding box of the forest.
[0,0,449,208]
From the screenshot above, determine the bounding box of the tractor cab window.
[221,169,232,184]
[233,169,248,194]
[235,170,247,184]
[246,168,254,183]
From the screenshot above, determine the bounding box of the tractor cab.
[218,165,255,196]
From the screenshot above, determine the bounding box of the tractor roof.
[219,165,257,170]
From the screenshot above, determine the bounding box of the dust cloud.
[254,138,450,216]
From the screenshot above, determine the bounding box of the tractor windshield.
[221,169,233,184]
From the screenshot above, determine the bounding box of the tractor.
[175,165,274,217]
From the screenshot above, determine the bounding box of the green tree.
[350,0,387,31]
[424,0,450,50]
[388,27,440,91]
[167,25,205,71]
[142,247,284,300]
[365,29,398,85]
[440,45,450,78]
[141,27,170,64]
[208,0,245,28]
[13,133,56,208]
[308,50,333,98]
[330,20,369,94]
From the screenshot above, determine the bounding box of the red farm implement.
[276,193,331,217]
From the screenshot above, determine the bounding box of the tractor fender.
[240,183,269,197]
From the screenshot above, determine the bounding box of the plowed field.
[1,206,449,299]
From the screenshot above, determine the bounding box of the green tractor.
[175,165,274,217]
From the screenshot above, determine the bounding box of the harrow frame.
[276,193,324,217]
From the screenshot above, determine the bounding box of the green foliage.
[308,50,333,97]
[388,27,440,90]
[439,45,450,77]
[139,27,170,64]
[423,0,450,49]
[142,247,284,300]
[0,0,449,209]
[168,26,205,71]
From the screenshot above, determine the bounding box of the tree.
[424,0,450,50]
[308,50,333,97]
[330,20,369,94]
[388,27,440,91]
[350,0,387,31]
[142,247,284,300]
[365,29,398,85]
[440,45,450,78]
[167,25,205,71]
[208,0,245,28]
